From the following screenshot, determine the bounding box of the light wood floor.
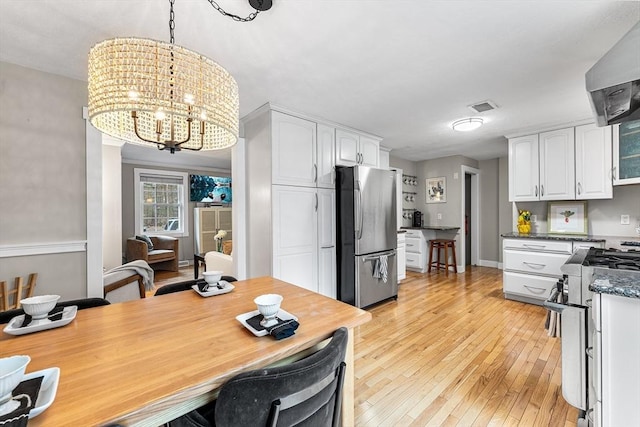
[354,267,578,427]
[150,266,578,426]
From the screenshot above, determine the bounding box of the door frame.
[459,166,480,272]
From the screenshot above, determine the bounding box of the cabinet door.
[575,124,613,199]
[613,121,640,186]
[359,136,380,167]
[216,207,233,242]
[539,128,575,200]
[272,186,318,293]
[318,247,336,299]
[317,188,335,249]
[195,208,218,254]
[509,134,540,201]
[335,129,359,166]
[317,124,336,188]
[271,111,317,187]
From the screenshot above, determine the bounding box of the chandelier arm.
[132,111,165,145]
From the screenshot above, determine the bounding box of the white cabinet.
[194,207,232,254]
[612,121,640,186]
[272,185,318,293]
[509,125,613,201]
[271,111,317,187]
[244,105,345,298]
[502,238,573,304]
[592,293,640,427]
[397,232,406,282]
[539,127,575,200]
[575,123,613,199]
[335,128,380,167]
[404,229,435,273]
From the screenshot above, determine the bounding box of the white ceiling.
[1,1,639,170]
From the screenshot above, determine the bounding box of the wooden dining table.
[0,276,371,426]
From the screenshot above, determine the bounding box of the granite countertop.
[501,232,606,243]
[590,270,640,299]
[402,226,461,231]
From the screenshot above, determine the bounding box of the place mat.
[20,306,64,328]
[0,376,44,425]
[245,314,299,340]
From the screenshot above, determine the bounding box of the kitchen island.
[0,277,371,426]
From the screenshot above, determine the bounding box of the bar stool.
[427,239,458,273]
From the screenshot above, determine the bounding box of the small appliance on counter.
[413,211,422,227]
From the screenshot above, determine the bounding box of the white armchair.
[204,251,234,277]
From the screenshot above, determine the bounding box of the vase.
[517,223,531,234]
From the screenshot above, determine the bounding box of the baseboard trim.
[0,241,87,258]
[478,259,499,268]
[178,260,190,268]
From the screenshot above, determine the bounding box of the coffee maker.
[413,211,423,227]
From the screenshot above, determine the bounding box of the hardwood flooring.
[149,266,577,426]
[354,267,578,427]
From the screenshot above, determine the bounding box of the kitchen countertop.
[501,233,640,249]
[591,270,640,299]
[402,226,460,231]
[397,229,407,234]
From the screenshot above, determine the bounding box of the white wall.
[102,142,123,269]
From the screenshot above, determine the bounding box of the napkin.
[0,376,43,426]
[245,314,300,340]
[20,306,64,328]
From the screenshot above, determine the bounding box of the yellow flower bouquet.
[517,210,531,234]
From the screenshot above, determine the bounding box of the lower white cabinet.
[404,229,436,273]
[592,293,640,427]
[397,232,406,282]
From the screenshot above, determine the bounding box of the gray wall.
[0,61,89,298]
[479,158,499,263]
[498,157,511,263]
[121,162,231,264]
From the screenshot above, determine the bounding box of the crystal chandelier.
[88,0,272,153]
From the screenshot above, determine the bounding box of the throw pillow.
[135,235,154,251]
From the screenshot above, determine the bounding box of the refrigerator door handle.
[362,249,396,261]
[355,181,363,239]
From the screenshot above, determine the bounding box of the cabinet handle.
[612,166,617,181]
[535,185,538,197]
[315,193,318,211]
[586,347,594,358]
[586,298,592,308]
[523,261,546,269]
[523,244,546,249]
[313,164,318,183]
[523,285,546,293]
[357,153,362,164]
[577,182,582,195]
[540,185,544,197]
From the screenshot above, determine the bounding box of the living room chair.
[0,298,110,324]
[103,260,154,303]
[154,277,237,296]
[168,327,348,427]
[126,235,179,272]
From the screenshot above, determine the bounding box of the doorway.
[460,166,479,272]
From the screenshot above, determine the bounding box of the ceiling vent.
[468,100,498,114]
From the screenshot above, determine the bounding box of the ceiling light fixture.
[88,0,272,154]
[452,118,484,132]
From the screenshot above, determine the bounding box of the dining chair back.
[0,273,37,311]
[0,298,110,324]
[154,277,237,296]
[214,327,348,427]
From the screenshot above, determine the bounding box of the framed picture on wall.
[548,201,588,234]
[426,176,446,203]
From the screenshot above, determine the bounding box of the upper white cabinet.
[335,128,380,167]
[539,127,575,200]
[509,124,613,202]
[612,120,640,186]
[271,111,317,187]
[317,124,336,188]
[575,123,613,198]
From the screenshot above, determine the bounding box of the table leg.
[343,328,355,426]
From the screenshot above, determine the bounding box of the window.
[134,168,189,237]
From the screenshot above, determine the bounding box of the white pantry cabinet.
[335,128,380,167]
[509,125,613,201]
[271,111,317,187]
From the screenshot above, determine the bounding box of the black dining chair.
[168,327,348,427]
[0,298,110,324]
[154,277,237,296]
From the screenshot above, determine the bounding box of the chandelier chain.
[204,0,260,22]
[169,0,176,44]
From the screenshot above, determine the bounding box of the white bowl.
[254,294,283,322]
[203,271,223,284]
[20,295,61,320]
[0,355,30,406]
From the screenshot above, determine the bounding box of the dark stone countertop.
[397,229,407,234]
[590,269,640,299]
[402,226,460,231]
[501,232,606,243]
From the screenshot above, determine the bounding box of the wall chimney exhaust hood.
[586,21,640,126]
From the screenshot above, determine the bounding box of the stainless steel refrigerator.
[336,166,397,308]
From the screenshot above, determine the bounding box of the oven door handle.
[543,289,566,313]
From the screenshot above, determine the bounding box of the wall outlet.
[437,213,442,220]
[531,215,537,222]
[621,214,630,225]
